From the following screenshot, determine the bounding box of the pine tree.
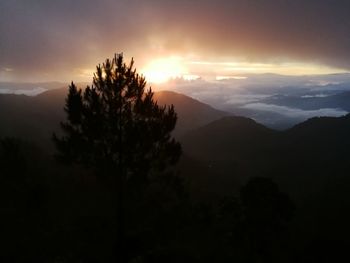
[53,53,181,262]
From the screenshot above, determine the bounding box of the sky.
[1,0,350,82]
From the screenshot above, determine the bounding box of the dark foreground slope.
[180,114,350,253]
[181,114,350,190]
[1,89,350,262]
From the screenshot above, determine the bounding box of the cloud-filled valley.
[2,73,350,129]
[153,73,350,129]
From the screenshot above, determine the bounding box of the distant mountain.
[0,88,228,148]
[154,91,228,136]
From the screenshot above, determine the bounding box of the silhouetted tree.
[53,53,181,262]
[240,177,294,262]
[219,177,295,262]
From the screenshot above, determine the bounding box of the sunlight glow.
[75,68,94,78]
[74,58,348,83]
[141,57,188,83]
[189,61,348,76]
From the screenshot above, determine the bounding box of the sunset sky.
[1,0,350,82]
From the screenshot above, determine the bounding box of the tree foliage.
[53,53,181,181]
[53,53,182,261]
[219,177,295,262]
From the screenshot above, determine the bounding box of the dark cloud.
[1,0,350,81]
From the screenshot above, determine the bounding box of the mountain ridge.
[0,88,228,147]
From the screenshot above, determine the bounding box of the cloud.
[240,103,348,119]
[0,87,47,96]
[1,0,350,81]
[224,94,271,105]
[301,94,330,98]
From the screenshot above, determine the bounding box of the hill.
[179,113,350,244]
[0,88,228,148]
[181,116,276,161]
[154,91,228,136]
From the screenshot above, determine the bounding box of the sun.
[141,57,187,83]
